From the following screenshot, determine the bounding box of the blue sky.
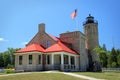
[0,0,120,52]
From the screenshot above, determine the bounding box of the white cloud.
[21,42,28,45]
[0,38,8,42]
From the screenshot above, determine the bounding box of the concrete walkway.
[63,72,104,80]
[0,71,105,80]
[43,71,104,80]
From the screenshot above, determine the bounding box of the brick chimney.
[38,23,45,33]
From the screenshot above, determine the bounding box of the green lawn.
[1,71,120,80]
[0,72,4,75]
[74,72,120,80]
[0,72,86,80]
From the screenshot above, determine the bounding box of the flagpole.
[76,15,79,31]
[70,9,78,30]
[75,8,78,31]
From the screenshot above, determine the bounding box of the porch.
[15,52,79,71]
[43,52,79,71]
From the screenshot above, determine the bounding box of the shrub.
[4,68,15,74]
[7,64,14,68]
[111,62,117,68]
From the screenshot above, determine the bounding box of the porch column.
[41,54,42,65]
[61,53,64,71]
[74,56,77,70]
[68,55,71,70]
[68,55,71,65]
[51,54,54,69]
[74,56,76,65]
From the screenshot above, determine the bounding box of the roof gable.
[45,42,77,54]
[16,44,44,53]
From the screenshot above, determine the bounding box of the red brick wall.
[60,31,81,54]
[27,24,57,48]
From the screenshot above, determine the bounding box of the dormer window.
[46,40,50,48]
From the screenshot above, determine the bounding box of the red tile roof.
[16,44,44,53]
[45,42,77,54]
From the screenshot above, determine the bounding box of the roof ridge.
[47,34,58,41]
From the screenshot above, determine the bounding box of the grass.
[0,72,86,80]
[0,72,4,75]
[74,71,120,80]
[1,71,120,80]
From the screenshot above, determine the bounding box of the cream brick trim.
[45,51,79,56]
[14,52,43,55]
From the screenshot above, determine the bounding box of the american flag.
[70,9,77,20]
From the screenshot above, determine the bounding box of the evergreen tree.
[117,54,120,67]
[116,49,120,55]
[102,44,107,51]
[0,53,4,68]
[99,51,107,67]
[117,49,120,67]
[107,48,118,68]
[107,52,111,67]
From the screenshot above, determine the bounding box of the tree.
[117,54,120,67]
[107,48,118,68]
[2,48,21,68]
[111,62,117,68]
[107,52,111,67]
[0,53,4,68]
[7,48,19,65]
[111,48,117,62]
[116,49,120,55]
[3,51,11,68]
[102,44,107,51]
[117,50,120,67]
[94,46,107,67]
[99,52,107,67]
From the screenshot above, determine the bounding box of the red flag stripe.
[70,9,77,20]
